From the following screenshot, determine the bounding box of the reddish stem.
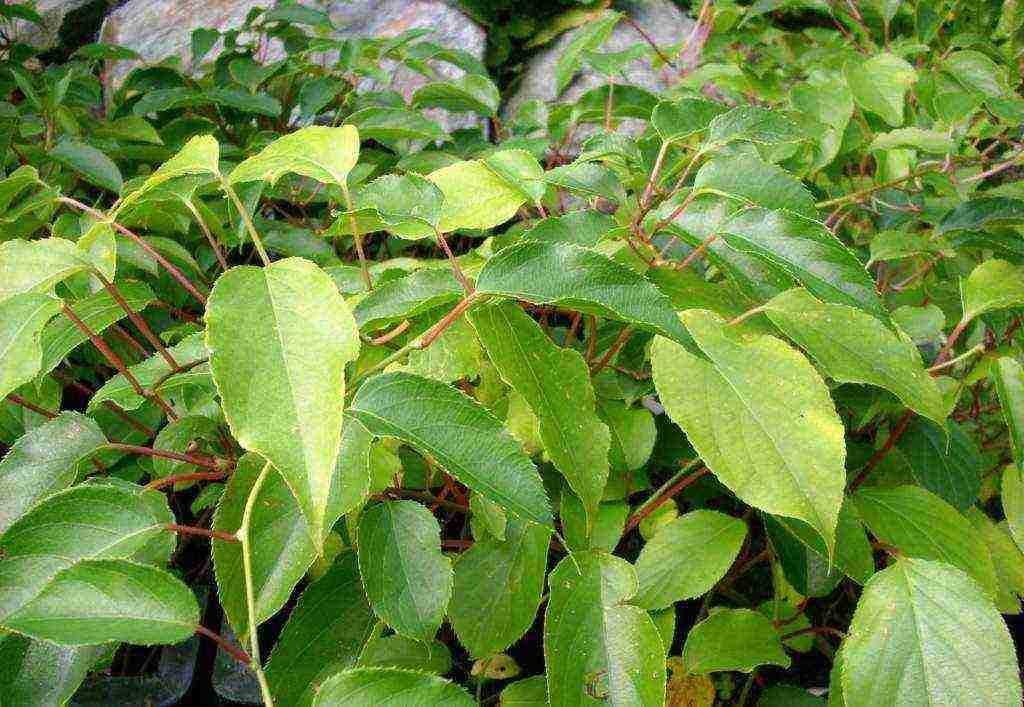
[105,443,221,470]
[165,523,238,543]
[195,625,251,665]
[623,466,709,533]
[5,394,57,419]
[59,196,207,306]
[147,470,230,490]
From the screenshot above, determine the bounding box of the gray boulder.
[13,0,94,49]
[504,0,695,146]
[99,0,487,132]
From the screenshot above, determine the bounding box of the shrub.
[0,1,1021,704]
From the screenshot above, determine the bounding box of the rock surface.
[505,0,695,146]
[14,0,94,49]
[99,0,486,132]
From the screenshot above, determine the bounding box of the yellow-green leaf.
[652,310,845,554]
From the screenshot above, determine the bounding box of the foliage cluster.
[0,0,1022,705]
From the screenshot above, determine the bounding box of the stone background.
[18,0,694,142]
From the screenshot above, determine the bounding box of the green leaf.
[652,310,846,554]
[525,210,615,247]
[206,258,360,544]
[960,259,1024,322]
[265,553,377,707]
[705,106,803,148]
[966,508,1024,614]
[633,510,746,610]
[867,230,933,264]
[681,608,790,674]
[500,675,549,705]
[1003,464,1024,551]
[484,149,546,206]
[470,492,507,541]
[337,173,446,240]
[562,496,628,553]
[87,333,208,413]
[719,208,887,322]
[476,241,694,347]
[0,412,106,533]
[844,53,917,126]
[95,115,163,144]
[230,125,359,189]
[544,551,666,707]
[868,128,955,154]
[652,199,794,304]
[207,88,281,116]
[0,558,199,646]
[121,135,219,210]
[37,282,154,377]
[652,97,728,143]
[470,300,610,526]
[347,107,447,144]
[0,238,102,303]
[0,479,173,567]
[428,159,528,232]
[413,74,500,115]
[151,415,221,483]
[555,10,620,92]
[450,517,551,658]
[897,419,981,511]
[357,500,453,641]
[0,636,105,705]
[598,400,656,473]
[0,294,61,402]
[765,501,875,597]
[389,317,481,383]
[261,3,332,26]
[763,289,945,426]
[330,414,374,524]
[694,154,816,217]
[359,635,453,674]
[49,141,123,194]
[212,454,316,638]
[312,667,475,706]
[936,197,1024,235]
[852,485,998,599]
[354,269,462,331]
[942,50,1008,98]
[349,372,552,525]
[842,558,1021,707]
[544,162,623,205]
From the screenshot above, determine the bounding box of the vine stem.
[932,317,971,367]
[239,461,274,707]
[60,304,178,421]
[339,182,372,290]
[590,326,633,375]
[183,198,229,272]
[434,227,472,295]
[5,393,56,419]
[103,443,221,470]
[848,410,914,491]
[728,305,766,327]
[813,166,936,208]
[165,523,238,543]
[195,625,251,665]
[927,343,984,373]
[147,470,230,490]
[96,274,178,369]
[347,293,482,392]
[622,461,707,534]
[57,196,207,306]
[220,179,271,267]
